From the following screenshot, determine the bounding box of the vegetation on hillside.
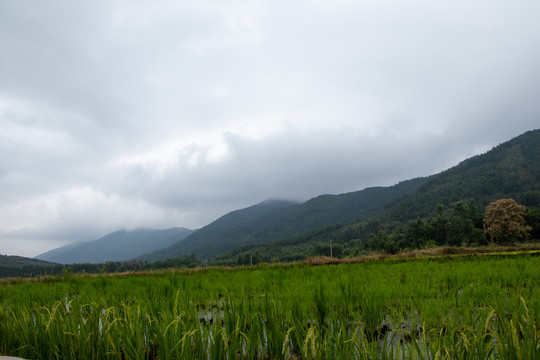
[211,199,539,265]
[143,178,429,261]
[0,255,53,267]
[377,129,540,223]
[210,130,540,264]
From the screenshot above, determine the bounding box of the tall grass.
[0,255,538,359]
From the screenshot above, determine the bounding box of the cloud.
[108,126,487,219]
[0,0,539,256]
[0,186,183,256]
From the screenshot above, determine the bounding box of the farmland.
[1,253,539,359]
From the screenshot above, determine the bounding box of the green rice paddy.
[1,254,539,359]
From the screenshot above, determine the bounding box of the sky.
[1,0,539,257]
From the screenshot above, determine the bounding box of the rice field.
[0,253,539,359]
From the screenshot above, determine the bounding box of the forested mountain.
[141,177,429,261]
[210,130,540,264]
[35,227,194,264]
[375,129,540,225]
[140,200,299,261]
[31,129,540,267]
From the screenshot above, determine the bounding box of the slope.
[0,254,54,267]
[36,227,194,264]
[377,129,540,225]
[140,200,299,261]
[209,129,540,263]
[0,255,57,278]
[142,177,429,261]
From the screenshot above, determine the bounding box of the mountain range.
[34,129,540,265]
[140,177,428,261]
[212,129,540,263]
[36,227,194,264]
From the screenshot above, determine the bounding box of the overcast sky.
[1,0,539,257]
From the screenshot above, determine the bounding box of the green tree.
[448,202,474,245]
[428,205,448,245]
[525,208,540,240]
[366,232,387,252]
[405,219,427,249]
[483,199,532,244]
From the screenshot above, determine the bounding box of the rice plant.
[0,253,538,359]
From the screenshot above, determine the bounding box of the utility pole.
[250,255,253,267]
[330,239,333,258]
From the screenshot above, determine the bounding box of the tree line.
[0,254,201,279]
[359,198,537,255]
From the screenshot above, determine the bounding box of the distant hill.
[0,255,57,278]
[0,254,54,267]
[141,177,429,261]
[36,227,194,264]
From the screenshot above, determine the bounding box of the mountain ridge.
[34,129,540,265]
[35,227,194,264]
[0,254,55,267]
[210,129,540,263]
[141,177,429,261]
[376,128,540,225]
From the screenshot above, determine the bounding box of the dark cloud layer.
[1,0,539,256]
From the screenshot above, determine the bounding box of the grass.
[0,252,539,359]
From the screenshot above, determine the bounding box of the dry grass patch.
[303,243,540,266]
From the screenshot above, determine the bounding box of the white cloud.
[0,186,187,257]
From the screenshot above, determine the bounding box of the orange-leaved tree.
[483,198,532,244]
